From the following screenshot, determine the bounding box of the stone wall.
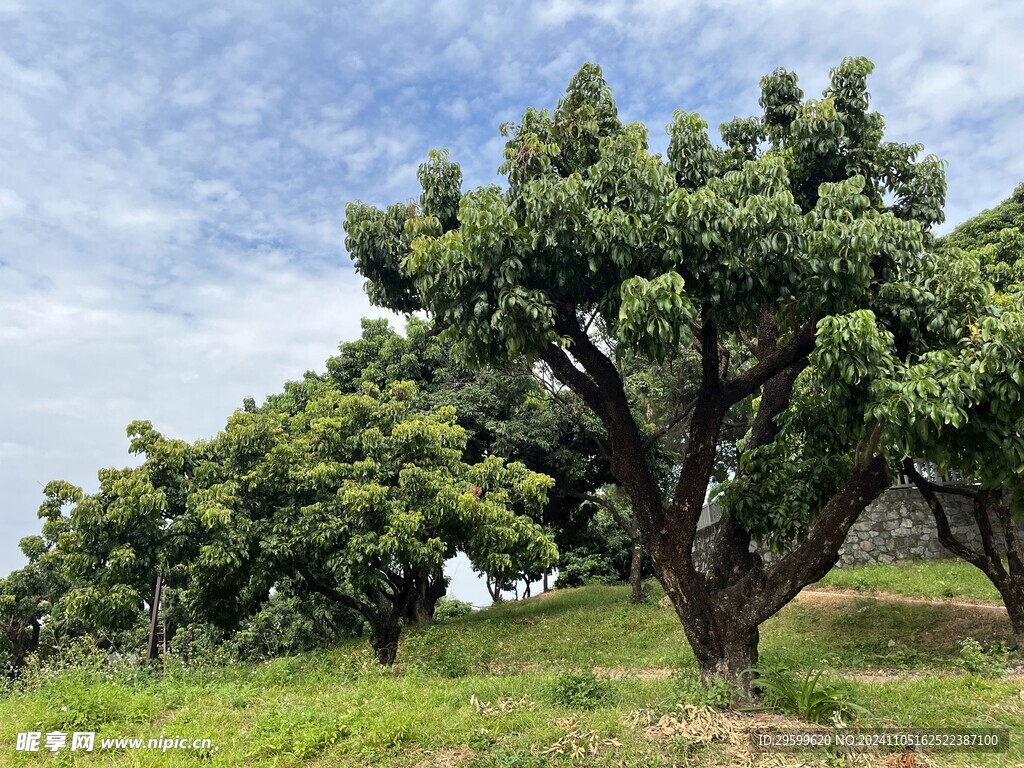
[834,487,976,567]
[692,486,1018,572]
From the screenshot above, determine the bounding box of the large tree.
[345,59,947,696]
[325,316,612,607]
[194,380,556,664]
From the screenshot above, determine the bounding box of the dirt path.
[800,587,1006,612]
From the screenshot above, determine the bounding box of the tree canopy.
[346,58,950,696]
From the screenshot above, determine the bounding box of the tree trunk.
[540,310,884,702]
[485,576,503,603]
[689,615,759,701]
[407,570,447,626]
[906,466,1024,651]
[368,613,402,666]
[628,511,645,604]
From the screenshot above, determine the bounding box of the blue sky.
[1,0,1023,606]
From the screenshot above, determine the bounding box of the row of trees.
[346,58,1024,699]
[1,318,667,668]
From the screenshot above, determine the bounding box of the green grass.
[817,559,1003,604]
[0,581,1019,766]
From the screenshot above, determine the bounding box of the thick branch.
[554,312,668,540]
[747,453,891,625]
[539,344,609,421]
[668,310,727,557]
[722,316,818,406]
[296,563,370,617]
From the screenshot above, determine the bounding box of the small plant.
[550,670,613,710]
[954,637,1009,677]
[434,596,474,621]
[666,671,737,710]
[885,636,921,670]
[751,666,870,724]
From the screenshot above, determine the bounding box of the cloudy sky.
[2,0,1022,605]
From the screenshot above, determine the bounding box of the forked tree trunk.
[407,570,447,626]
[540,309,888,701]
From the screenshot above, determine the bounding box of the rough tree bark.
[406,569,447,626]
[297,564,412,666]
[905,460,1024,650]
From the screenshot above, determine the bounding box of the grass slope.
[0,579,1020,767]
[818,560,1003,604]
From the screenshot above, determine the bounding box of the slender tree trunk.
[628,511,645,605]
[906,464,1024,651]
[990,496,1024,650]
[485,576,503,603]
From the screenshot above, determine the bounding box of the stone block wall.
[834,487,976,567]
[692,486,1018,572]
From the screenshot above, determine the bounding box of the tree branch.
[722,315,818,406]
[296,563,369,617]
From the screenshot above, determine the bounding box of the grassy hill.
[0,567,1020,767]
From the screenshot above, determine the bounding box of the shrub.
[554,552,621,588]
[434,597,474,621]
[550,669,613,710]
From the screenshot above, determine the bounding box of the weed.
[954,637,1010,677]
[751,666,870,724]
[550,669,613,710]
[665,671,737,710]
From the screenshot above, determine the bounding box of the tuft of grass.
[549,670,614,710]
[751,666,871,724]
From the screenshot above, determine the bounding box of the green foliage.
[751,666,870,724]
[954,637,1010,677]
[555,552,621,588]
[554,507,636,588]
[550,669,614,709]
[665,671,737,710]
[346,57,945,587]
[433,596,474,621]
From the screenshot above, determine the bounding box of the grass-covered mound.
[0,579,1020,766]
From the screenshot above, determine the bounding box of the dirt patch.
[593,666,674,679]
[414,746,472,768]
[803,587,1005,611]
